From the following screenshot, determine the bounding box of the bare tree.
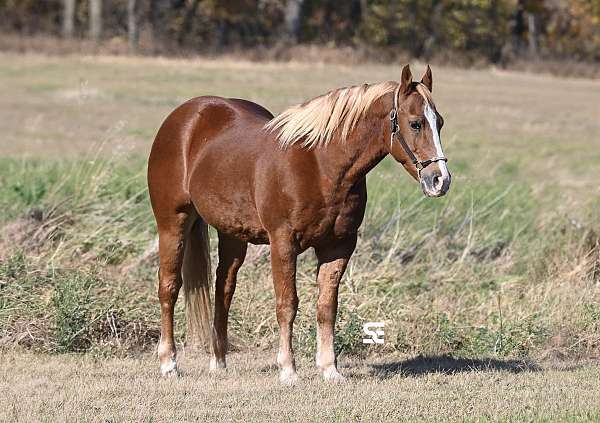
[178,0,201,45]
[149,0,170,53]
[284,0,305,42]
[128,0,138,51]
[62,0,75,37]
[89,0,102,41]
[527,13,538,57]
[423,2,444,59]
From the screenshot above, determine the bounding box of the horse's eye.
[410,121,421,131]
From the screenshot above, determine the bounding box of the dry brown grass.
[1,52,598,196]
[1,53,600,421]
[1,350,600,422]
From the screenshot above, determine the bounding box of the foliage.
[51,269,96,352]
[0,0,599,63]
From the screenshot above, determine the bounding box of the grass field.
[1,53,600,421]
[2,351,600,422]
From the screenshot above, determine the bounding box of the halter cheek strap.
[389,84,447,178]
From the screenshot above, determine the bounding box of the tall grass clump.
[1,153,599,360]
[51,270,96,352]
[0,152,160,354]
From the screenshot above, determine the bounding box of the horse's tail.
[182,217,212,350]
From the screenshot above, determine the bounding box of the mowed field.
[2,352,600,422]
[1,53,600,422]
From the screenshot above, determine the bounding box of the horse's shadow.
[367,354,542,378]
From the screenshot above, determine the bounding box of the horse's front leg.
[270,235,299,385]
[314,236,357,382]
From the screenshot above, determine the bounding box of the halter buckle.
[389,109,398,133]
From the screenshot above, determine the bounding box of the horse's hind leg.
[314,235,357,382]
[211,232,247,370]
[269,235,299,385]
[156,211,193,377]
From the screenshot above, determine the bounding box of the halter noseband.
[389,84,447,178]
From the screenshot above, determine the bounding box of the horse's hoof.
[209,357,227,371]
[279,368,299,385]
[160,359,179,378]
[322,366,346,383]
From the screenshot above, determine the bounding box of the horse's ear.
[421,65,433,92]
[400,64,413,96]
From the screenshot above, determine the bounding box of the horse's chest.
[332,189,367,235]
[300,182,367,246]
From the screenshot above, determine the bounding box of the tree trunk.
[178,0,201,46]
[89,0,102,42]
[212,18,230,52]
[62,0,75,38]
[149,0,170,53]
[128,0,138,51]
[514,0,526,54]
[527,13,538,58]
[350,0,363,37]
[423,2,444,59]
[284,0,305,42]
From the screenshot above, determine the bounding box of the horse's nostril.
[432,175,442,190]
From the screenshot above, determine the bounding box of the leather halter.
[389,84,447,178]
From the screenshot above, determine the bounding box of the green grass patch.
[1,154,599,360]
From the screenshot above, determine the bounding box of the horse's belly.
[186,126,271,244]
[189,176,269,244]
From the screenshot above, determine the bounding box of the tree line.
[1,0,599,63]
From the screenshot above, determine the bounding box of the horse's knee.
[276,295,299,323]
[277,293,298,310]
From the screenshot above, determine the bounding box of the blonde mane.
[265,81,399,149]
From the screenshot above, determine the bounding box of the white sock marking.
[160,359,177,376]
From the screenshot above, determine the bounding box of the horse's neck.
[314,97,389,189]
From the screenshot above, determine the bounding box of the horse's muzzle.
[420,167,451,198]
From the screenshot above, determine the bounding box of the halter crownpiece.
[389,83,447,178]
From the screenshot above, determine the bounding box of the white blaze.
[423,103,450,180]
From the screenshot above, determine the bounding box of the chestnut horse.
[147,64,451,384]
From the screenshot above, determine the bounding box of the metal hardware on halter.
[389,109,397,133]
[389,83,447,178]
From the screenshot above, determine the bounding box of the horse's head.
[386,64,451,197]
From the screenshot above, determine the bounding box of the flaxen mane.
[265,81,398,149]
